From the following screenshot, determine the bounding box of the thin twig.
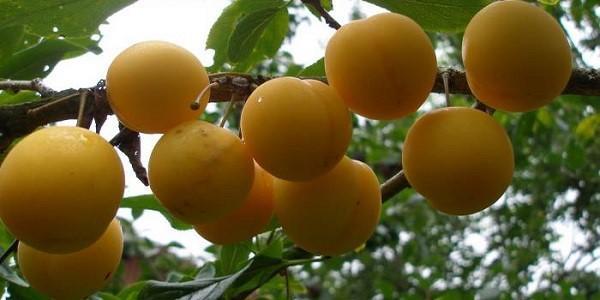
[219,94,237,128]
[301,0,341,30]
[76,89,89,127]
[442,70,451,107]
[380,170,411,202]
[0,78,56,97]
[26,92,79,116]
[285,268,291,300]
[0,240,19,264]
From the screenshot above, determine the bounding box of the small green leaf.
[363,0,492,32]
[297,57,325,77]
[321,0,333,11]
[120,195,192,230]
[575,113,600,141]
[228,7,284,63]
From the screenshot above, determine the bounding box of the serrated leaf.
[228,7,284,63]
[0,0,136,37]
[363,0,492,32]
[297,57,325,77]
[120,195,192,230]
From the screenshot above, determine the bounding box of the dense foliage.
[0,0,598,299]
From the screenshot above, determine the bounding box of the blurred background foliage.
[0,0,598,299]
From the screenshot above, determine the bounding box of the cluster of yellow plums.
[0,0,571,298]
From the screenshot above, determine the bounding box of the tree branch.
[0,68,597,192]
[0,78,55,97]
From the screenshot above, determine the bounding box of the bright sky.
[43,0,599,264]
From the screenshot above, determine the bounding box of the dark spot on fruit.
[104,272,112,280]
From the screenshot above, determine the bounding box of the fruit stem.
[218,93,237,128]
[380,170,411,202]
[442,70,451,107]
[0,240,19,264]
[285,268,292,300]
[191,82,219,110]
[76,89,89,127]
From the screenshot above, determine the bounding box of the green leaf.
[228,7,284,63]
[0,91,40,106]
[297,57,325,77]
[195,263,216,279]
[0,0,136,37]
[321,0,333,11]
[6,282,49,300]
[93,293,121,300]
[116,281,147,300]
[215,241,252,276]
[206,0,287,72]
[538,0,560,5]
[120,195,192,230]
[226,255,288,296]
[575,113,600,141]
[0,25,25,60]
[363,0,492,32]
[0,37,97,80]
[138,261,252,300]
[231,7,289,72]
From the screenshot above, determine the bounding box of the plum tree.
[106,40,210,133]
[462,0,572,112]
[402,107,514,215]
[17,219,123,300]
[273,156,381,256]
[325,12,437,120]
[0,126,124,253]
[241,77,351,181]
[148,120,255,224]
[194,163,274,245]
